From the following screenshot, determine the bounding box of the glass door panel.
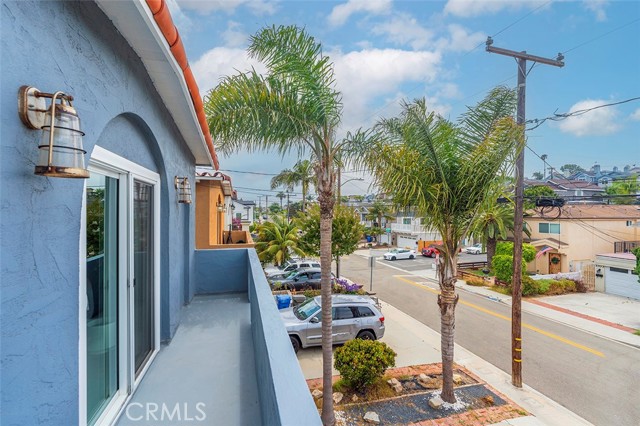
[133,180,154,375]
[86,173,119,425]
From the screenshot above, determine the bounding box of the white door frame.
[80,146,161,426]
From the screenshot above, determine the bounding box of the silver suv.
[280,295,385,352]
[264,259,321,278]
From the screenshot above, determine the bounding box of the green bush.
[492,254,514,282]
[521,275,539,296]
[334,339,396,391]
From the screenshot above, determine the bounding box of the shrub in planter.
[334,339,396,391]
[492,254,514,282]
[521,275,540,296]
[465,275,485,286]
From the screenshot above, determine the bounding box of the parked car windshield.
[293,298,320,320]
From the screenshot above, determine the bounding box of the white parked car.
[383,248,416,261]
[464,243,483,255]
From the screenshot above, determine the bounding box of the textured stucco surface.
[195,249,248,294]
[1,1,196,424]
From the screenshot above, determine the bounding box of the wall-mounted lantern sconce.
[216,201,226,212]
[18,86,89,178]
[174,176,192,204]
[230,203,236,212]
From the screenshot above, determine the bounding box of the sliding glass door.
[84,149,160,426]
[86,173,119,425]
[133,180,154,375]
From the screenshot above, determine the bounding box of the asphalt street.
[338,251,640,426]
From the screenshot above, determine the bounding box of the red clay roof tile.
[145,0,218,169]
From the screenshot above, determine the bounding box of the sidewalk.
[297,301,593,426]
[414,267,640,348]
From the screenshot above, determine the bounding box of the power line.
[562,17,640,54]
[218,169,278,176]
[526,97,640,131]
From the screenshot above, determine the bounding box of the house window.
[538,223,560,234]
[403,217,411,225]
[627,220,634,226]
[610,267,629,274]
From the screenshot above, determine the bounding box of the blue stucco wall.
[1,1,197,424]
[195,249,248,294]
[247,249,322,426]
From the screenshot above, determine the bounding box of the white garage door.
[606,268,640,300]
[397,235,417,249]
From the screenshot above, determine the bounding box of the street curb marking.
[393,275,605,358]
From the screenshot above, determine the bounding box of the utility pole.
[257,195,263,222]
[265,195,269,221]
[286,190,290,221]
[486,37,564,388]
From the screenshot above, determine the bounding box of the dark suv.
[271,267,335,291]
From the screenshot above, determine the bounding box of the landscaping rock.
[481,395,495,406]
[418,373,429,380]
[351,394,359,403]
[363,411,380,424]
[418,376,442,389]
[311,389,323,400]
[453,373,463,385]
[428,396,445,409]
[404,381,418,390]
[333,392,343,404]
[387,378,403,393]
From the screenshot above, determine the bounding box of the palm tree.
[348,87,521,403]
[254,215,305,265]
[204,25,343,425]
[271,160,316,212]
[365,200,395,230]
[276,191,286,209]
[472,200,515,268]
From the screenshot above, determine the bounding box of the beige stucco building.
[524,205,640,275]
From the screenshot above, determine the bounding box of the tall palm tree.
[348,87,521,403]
[271,159,316,212]
[254,215,305,265]
[204,25,343,425]
[472,200,515,268]
[276,191,286,209]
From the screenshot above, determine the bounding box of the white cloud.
[192,45,443,136]
[221,21,248,47]
[441,24,486,52]
[556,99,621,137]
[443,0,547,18]
[191,47,266,94]
[584,0,608,22]
[630,108,640,121]
[371,12,434,50]
[331,48,442,131]
[177,0,276,15]
[328,0,392,27]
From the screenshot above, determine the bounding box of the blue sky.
[170,0,640,204]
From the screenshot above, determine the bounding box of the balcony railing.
[614,241,639,253]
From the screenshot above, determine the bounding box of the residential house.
[569,163,640,186]
[0,1,319,425]
[524,205,640,280]
[524,178,606,203]
[233,199,257,230]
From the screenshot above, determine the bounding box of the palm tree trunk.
[317,168,336,426]
[437,246,459,403]
[486,237,497,269]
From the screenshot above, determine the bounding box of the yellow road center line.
[394,275,605,358]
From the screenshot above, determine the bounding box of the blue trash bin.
[366,235,373,242]
[276,294,291,309]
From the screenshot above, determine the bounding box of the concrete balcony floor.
[117,294,261,425]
